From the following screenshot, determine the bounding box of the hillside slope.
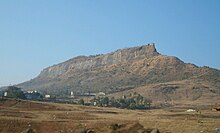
[17,43,220,104]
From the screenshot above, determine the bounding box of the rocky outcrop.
[39,44,159,78]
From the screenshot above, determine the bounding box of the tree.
[5,86,25,99]
[101,97,109,106]
[78,99,84,105]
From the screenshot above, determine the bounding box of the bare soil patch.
[0,98,219,133]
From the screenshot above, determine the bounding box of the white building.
[97,92,105,97]
[70,91,74,98]
[27,91,33,93]
[45,95,51,98]
[4,92,7,97]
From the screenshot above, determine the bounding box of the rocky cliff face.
[39,44,159,78]
[17,43,220,105]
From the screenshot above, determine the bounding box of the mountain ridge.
[39,43,159,78]
[16,43,220,105]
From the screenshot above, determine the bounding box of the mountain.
[17,43,220,105]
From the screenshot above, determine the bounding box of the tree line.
[79,92,152,110]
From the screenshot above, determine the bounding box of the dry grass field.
[0,98,220,133]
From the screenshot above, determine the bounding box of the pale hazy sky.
[0,0,220,87]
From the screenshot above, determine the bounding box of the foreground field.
[0,98,219,133]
